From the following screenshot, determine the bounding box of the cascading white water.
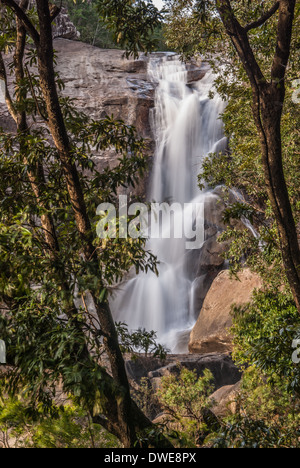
[111,54,227,352]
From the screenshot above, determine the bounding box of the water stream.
[111,54,227,353]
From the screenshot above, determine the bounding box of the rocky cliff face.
[51,39,157,186]
[54,40,153,135]
[0,37,208,171]
[0,39,156,171]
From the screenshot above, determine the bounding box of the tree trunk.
[259,84,300,309]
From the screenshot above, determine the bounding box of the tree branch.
[0,0,40,45]
[49,4,61,22]
[215,0,266,87]
[244,2,280,32]
[92,414,120,439]
[271,0,296,82]
[24,63,49,122]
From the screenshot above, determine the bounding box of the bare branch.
[24,63,49,122]
[244,2,280,32]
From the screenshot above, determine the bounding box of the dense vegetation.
[62,0,117,48]
[0,0,299,449]
[59,0,168,51]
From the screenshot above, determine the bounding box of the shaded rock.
[186,59,210,85]
[125,353,241,421]
[125,353,242,394]
[189,269,263,354]
[187,67,208,84]
[125,356,166,383]
[0,109,16,133]
[210,381,242,417]
[197,237,226,271]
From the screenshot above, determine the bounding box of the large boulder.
[125,353,242,392]
[189,269,263,354]
[209,381,242,417]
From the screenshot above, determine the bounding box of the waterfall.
[111,54,227,353]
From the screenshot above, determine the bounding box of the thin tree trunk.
[34,0,154,447]
[9,0,74,306]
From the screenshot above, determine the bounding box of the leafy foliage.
[60,0,168,52]
[116,322,168,359]
[131,376,160,421]
[61,0,117,48]
[231,291,300,395]
[0,390,120,448]
[96,0,165,57]
[212,414,300,448]
[211,367,300,448]
[157,367,215,447]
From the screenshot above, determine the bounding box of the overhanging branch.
[244,2,280,32]
[0,0,40,45]
[215,0,266,87]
